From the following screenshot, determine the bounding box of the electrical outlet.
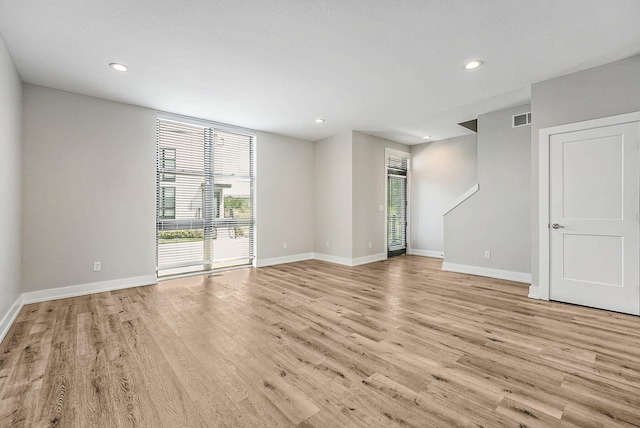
[326,241,330,248]
[283,242,287,249]
[368,241,372,249]
[93,261,101,271]
[484,251,491,259]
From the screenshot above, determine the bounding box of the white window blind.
[387,152,408,252]
[156,117,255,276]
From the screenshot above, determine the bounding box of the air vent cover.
[513,112,532,127]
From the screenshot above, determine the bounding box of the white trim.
[313,253,354,266]
[0,295,25,344]
[257,252,388,268]
[21,275,158,305]
[443,183,479,215]
[409,249,443,259]
[442,262,531,284]
[351,253,386,266]
[528,286,540,299]
[537,111,640,301]
[255,253,314,267]
[311,252,386,267]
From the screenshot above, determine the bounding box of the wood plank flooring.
[1,256,640,427]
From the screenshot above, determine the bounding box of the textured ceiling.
[1,0,639,144]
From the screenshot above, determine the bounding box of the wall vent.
[458,119,478,132]
[512,112,531,127]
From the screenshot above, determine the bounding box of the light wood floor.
[1,256,640,427]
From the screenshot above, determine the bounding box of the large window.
[156,116,255,276]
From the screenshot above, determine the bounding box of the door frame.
[536,111,640,300]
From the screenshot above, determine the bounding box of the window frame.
[158,186,176,220]
[160,147,176,182]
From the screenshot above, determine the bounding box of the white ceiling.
[1,0,639,144]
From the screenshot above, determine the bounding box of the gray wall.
[530,54,640,288]
[22,85,158,292]
[444,104,531,274]
[410,134,477,256]
[21,84,316,293]
[255,131,314,260]
[313,131,408,261]
[352,131,409,259]
[313,131,353,259]
[0,36,22,320]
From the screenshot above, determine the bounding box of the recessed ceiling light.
[315,118,325,123]
[465,60,483,70]
[422,135,431,139]
[109,63,129,72]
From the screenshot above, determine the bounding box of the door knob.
[552,223,565,229]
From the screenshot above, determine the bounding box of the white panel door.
[550,122,640,315]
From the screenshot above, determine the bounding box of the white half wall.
[0,34,23,336]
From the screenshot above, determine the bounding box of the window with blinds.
[386,151,408,255]
[156,117,255,276]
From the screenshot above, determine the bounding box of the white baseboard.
[409,249,443,259]
[442,262,531,284]
[312,253,354,266]
[351,253,386,266]
[21,275,158,305]
[313,252,387,267]
[528,286,540,299]
[255,253,314,267]
[0,294,25,345]
[258,252,386,268]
